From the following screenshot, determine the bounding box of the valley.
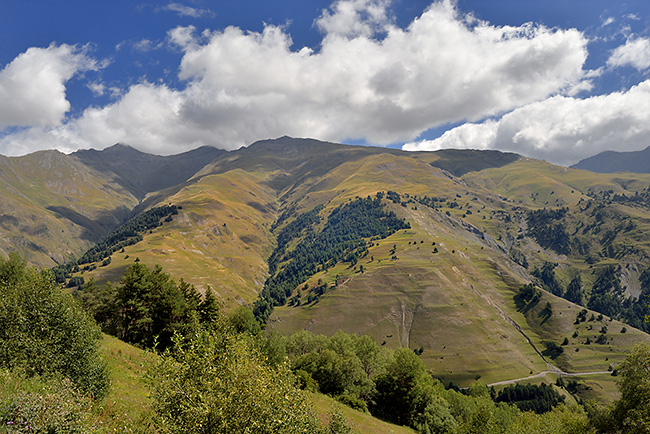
[3,137,650,405]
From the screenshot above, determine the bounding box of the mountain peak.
[572,146,650,173]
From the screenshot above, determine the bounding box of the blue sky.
[1,1,650,165]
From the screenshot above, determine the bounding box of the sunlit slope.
[462,158,650,208]
[80,168,279,303]
[0,151,138,267]
[271,201,542,385]
[461,159,650,293]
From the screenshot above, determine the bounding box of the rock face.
[572,146,650,173]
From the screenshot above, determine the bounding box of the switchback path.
[487,370,612,387]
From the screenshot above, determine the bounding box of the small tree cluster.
[79,262,219,350]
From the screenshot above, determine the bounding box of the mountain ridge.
[572,145,650,173]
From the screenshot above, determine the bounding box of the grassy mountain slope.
[0,150,138,267]
[23,138,650,402]
[85,167,278,302]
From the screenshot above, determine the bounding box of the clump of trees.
[257,328,592,434]
[526,207,574,255]
[79,262,219,350]
[495,383,565,414]
[514,283,542,313]
[532,262,564,297]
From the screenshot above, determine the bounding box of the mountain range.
[3,136,650,400]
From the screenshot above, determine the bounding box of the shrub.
[0,253,109,399]
[0,371,98,433]
[148,328,322,434]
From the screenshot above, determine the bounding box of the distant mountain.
[572,146,650,173]
[73,144,225,199]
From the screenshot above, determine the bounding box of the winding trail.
[487,370,612,387]
[467,284,613,386]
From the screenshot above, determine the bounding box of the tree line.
[52,204,179,284]
[254,193,410,322]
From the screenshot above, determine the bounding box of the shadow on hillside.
[430,149,520,177]
[47,205,132,242]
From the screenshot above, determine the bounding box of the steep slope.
[72,143,225,199]
[0,150,138,267]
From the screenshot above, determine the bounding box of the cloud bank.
[404,80,650,166]
[0,0,602,162]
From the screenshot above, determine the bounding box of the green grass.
[97,333,419,433]
[98,334,157,429]
[311,392,417,434]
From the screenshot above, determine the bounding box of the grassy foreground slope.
[99,334,416,434]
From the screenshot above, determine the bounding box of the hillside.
[0,144,224,268]
[0,150,138,267]
[4,137,650,402]
[572,145,650,173]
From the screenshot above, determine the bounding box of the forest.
[2,253,650,433]
[254,194,410,322]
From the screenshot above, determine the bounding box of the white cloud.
[87,82,105,96]
[404,80,650,166]
[0,44,98,128]
[168,25,199,50]
[315,0,393,38]
[161,3,214,18]
[607,37,650,70]
[0,0,589,155]
[133,39,164,52]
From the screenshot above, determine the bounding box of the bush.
[148,328,322,434]
[0,253,109,399]
[0,371,99,433]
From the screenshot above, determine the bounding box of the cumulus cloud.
[315,0,393,38]
[404,80,650,166]
[607,37,650,70]
[0,44,98,129]
[0,0,588,155]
